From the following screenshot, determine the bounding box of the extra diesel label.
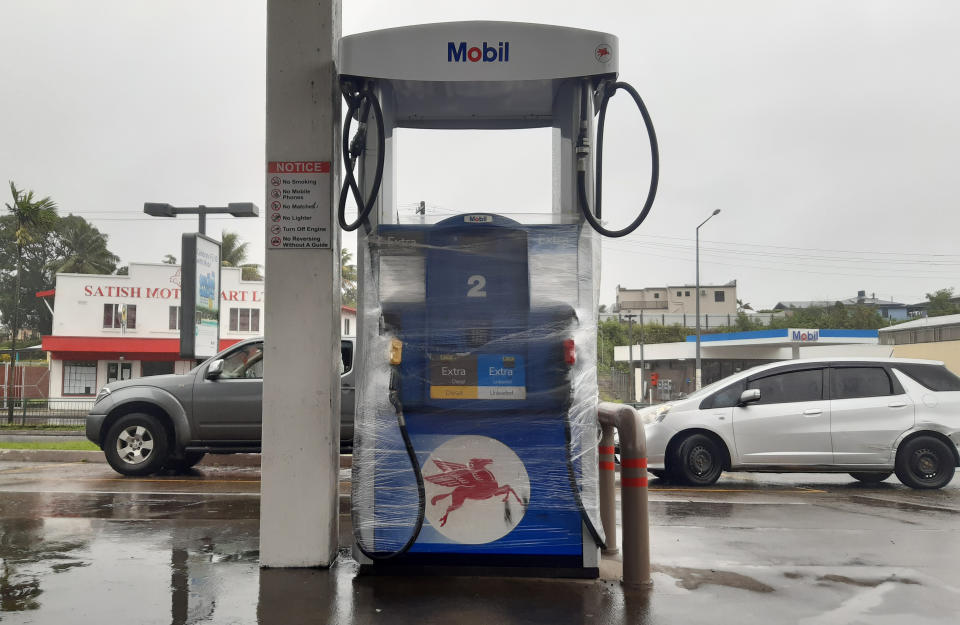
[429,354,526,400]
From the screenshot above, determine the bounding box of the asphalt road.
[0,461,958,624]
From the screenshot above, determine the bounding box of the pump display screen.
[429,353,526,400]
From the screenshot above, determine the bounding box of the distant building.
[774,290,908,321]
[615,280,738,316]
[879,313,960,373]
[38,262,355,400]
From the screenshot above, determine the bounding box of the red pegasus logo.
[597,47,609,57]
[425,458,522,527]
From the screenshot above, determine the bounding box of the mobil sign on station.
[789,328,820,342]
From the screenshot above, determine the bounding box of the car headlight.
[637,403,673,425]
[653,403,672,423]
[94,387,111,405]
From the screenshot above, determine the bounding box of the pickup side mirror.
[206,359,224,379]
[739,388,761,406]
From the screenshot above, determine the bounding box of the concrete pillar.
[260,0,341,567]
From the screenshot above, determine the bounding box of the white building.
[615,281,738,316]
[40,263,354,399]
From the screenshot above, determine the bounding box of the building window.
[344,318,351,335]
[169,306,181,330]
[103,304,137,329]
[106,362,132,384]
[714,291,725,303]
[63,361,97,396]
[676,290,682,297]
[142,361,175,377]
[654,293,660,299]
[685,290,690,296]
[229,308,260,332]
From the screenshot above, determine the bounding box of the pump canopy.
[339,21,619,128]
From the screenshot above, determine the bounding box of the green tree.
[925,288,959,317]
[115,266,129,275]
[49,215,119,274]
[162,254,177,265]
[4,182,58,422]
[220,230,262,281]
[341,248,357,307]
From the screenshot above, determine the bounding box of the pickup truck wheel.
[849,471,893,484]
[104,413,169,476]
[895,436,956,489]
[164,451,206,472]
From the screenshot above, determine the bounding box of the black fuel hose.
[338,83,385,233]
[352,368,426,561]
[564,402,606,548]
[577,81,659,238]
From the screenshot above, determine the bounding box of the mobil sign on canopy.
[790,328,820,342]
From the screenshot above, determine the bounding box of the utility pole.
[639,310,644,401]
[625,314,636,402]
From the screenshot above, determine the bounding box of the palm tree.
[50,215,119,274]
[5,182,58,422]
[220,231,249,267]
[220,230,262,281]
[341,248,357,307]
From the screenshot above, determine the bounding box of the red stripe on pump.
[622,458,647,468]
[599,461,615,471]
[622,477,648,488]
[598,446,615,455]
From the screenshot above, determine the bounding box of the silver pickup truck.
[86,336,355,476]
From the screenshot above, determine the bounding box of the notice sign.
[266,160,331,249]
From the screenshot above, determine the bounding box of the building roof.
[776,294,905,309]
[879,313,960,333]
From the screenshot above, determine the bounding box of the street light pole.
[695,208,721,390]
[144,202,259,236]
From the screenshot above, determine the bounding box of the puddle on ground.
[653,564,775,593]
[847,496,959,515]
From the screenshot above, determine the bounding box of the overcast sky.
[2,1,958,309]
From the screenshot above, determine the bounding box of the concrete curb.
[0,448,352,468]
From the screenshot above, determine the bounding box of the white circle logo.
[423,435,530,544]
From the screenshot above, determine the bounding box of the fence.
[1,398,93,428]
[601,311,784,328]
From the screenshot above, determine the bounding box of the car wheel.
[673,433,724,486]
[849,471,893,484]
[103,413,169,476]
[164,451,206,473]
[894,436,956,490]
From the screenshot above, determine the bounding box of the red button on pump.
[563,339,576,365]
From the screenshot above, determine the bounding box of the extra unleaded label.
[429,354,526,400]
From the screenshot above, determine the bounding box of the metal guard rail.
[598,401,651,589]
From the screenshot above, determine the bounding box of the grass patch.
[0,441,99,451]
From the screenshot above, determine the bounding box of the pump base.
[358,562,599,580]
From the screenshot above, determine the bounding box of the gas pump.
[339,22,658,577]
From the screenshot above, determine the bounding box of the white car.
[641,358,960,489]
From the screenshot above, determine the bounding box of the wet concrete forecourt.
[0,458,958,625]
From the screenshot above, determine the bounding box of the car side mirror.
[206,359,224,379]
[739,388,761,406]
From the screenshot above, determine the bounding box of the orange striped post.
[598,431,618,554]
[598,401,651,589]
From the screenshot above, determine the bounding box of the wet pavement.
[0,461,958,624]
